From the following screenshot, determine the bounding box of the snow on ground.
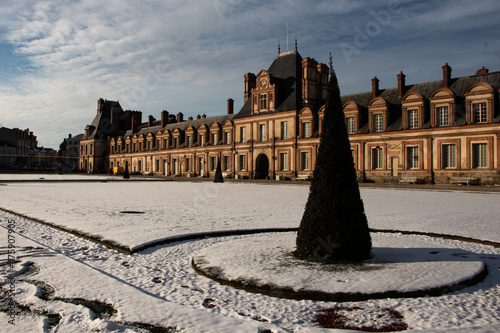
[192,233,485,295]
[1,180,500,250]
[1,177,500,332]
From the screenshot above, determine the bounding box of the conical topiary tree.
[123,161,130,179]
[295,58,371,263]
[214,157,224,183]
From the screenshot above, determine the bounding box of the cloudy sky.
[0,0,499,148]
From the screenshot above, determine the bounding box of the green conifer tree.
[123,161,130,179]
[295,57,371,262]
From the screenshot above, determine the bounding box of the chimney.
[148,115,155,127]
[188,116,193,121]
[197,114,201,119]
[442,63,452,87]
[110,107,119,132]
[131,113,141,133]
[161,110,169,128]
[371,76,379,99]
[244,73,256,103]
[97,98,105,114]
[227,98,234,114]
[202,114,207,119]
[177,112,184,123]
[397,71,406,97]
[476,66,489,75]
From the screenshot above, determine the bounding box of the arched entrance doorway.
[254,154,269,179]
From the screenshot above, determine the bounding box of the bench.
[399,176,424,184]
[450,177,479,185]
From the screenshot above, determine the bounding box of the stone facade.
[82,50,500,184]
[0,127,38,169]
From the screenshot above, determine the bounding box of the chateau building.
[0,127,38,169]
[80,49,500,184]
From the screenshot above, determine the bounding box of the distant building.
[28,146,58,169]
[59,133,83,171]
[0,127,37,169]
[80,49,500,184]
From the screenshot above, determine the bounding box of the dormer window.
[408,109,419,129]
[346,117,355,134]
[374,114,383,132]
[302,122,310,138]
[473,102,487,123]
[437,106,449,126]
[259,93,267,110]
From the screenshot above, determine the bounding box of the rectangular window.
[239,154,246,171]
[281,121,288,139]
[442,144,456,169]
[173,138,178,148]
[346,117,355,134]
[155,159,159,172]
[211,132,218,145]
[157,139,161,149]
[301,151,310,170]
[302,122,310,138]
[187,136,192,147]
[437,106,449,127]
[200,134,205,146]
[185,158,191,171]
[371,147,383,169]
[138,160,142,172]
[408,109,419,129]
[259,124,266,141]
[240,127,246,143]
[133,143,136,152]
[374,114,383,132]
[472,143,487,168]
[223,156,230,171]
[259,93,267,110]
[279,152,288,171]
[225,131,231,144]
[473,102,487,123]
[164,139,168,149]
[210,156,217,171]
[407,146,419,169]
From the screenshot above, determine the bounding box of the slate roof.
[82,100,122,140]
[234,50,303,119]
[340,71,500,133]
[123,113,236,137]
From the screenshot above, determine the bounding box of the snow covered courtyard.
[1,175,500,332]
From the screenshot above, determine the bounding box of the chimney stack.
[371,76,379,99]
[442,63,452,87]
[227,98,234,114]
[244,73,256,103]
[197,114,201,119]
[202,114,207,119]
[148,115,155,127]
[476,66,489,75]
[97,98,105,114]
[397,71,406,97]
[188,116,193,121]
[177,112,184,123]
[161,110,169,128]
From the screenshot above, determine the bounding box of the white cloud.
[0,0,499,147]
